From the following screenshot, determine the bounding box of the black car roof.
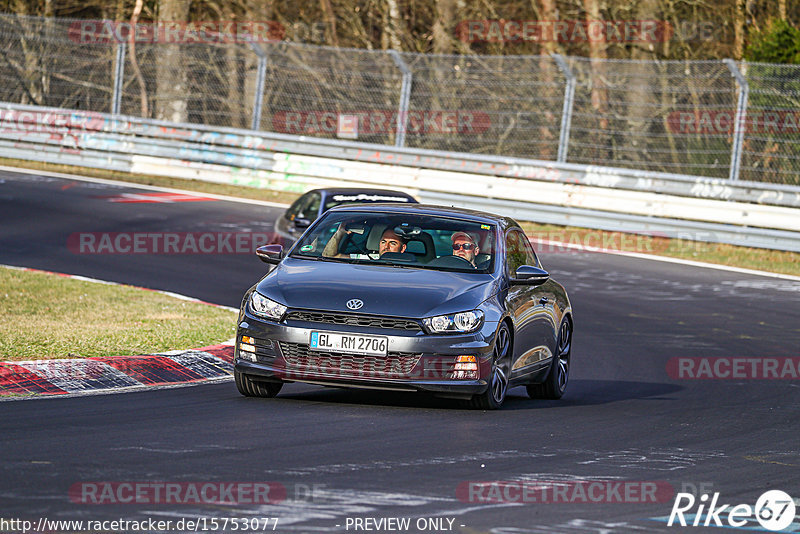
[311,188,417,199]
[325,202,519,230]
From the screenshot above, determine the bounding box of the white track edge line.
[0,164,290,208]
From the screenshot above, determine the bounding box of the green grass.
[0,267,236,361]
[3,157,799,277]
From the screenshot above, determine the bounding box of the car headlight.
[423,310,484,333]
[249,292,287,321]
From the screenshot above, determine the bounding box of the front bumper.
[235,310,498,398]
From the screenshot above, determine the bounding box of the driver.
[451,231,480,267]
[378,228,407,255]
[322,225,407,258]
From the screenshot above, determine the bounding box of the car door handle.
[539,296,549,305]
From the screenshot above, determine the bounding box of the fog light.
[452,356,478,380]
[456,355,478,371]
[451,370,478,380]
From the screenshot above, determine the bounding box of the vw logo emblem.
[346,299,364,310]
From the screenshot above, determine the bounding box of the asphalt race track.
[1,168,799,534]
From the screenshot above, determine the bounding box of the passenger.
[451,231,480,267]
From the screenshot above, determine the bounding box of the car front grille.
[286,310,422,332]
[278,342,422,378]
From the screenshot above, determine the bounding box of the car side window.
[518,230,539,268]
[285,195,307,221]
[506,229,537,277]
[300,192,322,220]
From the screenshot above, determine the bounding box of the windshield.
[290,211,496,273]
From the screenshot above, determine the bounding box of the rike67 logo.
[668,490,796,531]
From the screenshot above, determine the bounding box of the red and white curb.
[1,265,238,398]
[0,343,235,397]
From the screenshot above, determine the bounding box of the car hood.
[255,257,499,318]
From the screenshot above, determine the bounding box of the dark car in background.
[275,187,418,244]
[236,204,573,409]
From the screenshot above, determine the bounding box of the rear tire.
[469,323,511,410]
[235,369,283,398]
[527,318,571,400]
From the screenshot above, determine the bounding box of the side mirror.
[255,244,284,264]
[293,217,312,229]
[510,265,549,286]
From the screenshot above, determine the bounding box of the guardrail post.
[111,41,126,116]
[552,54,576,164]
[389,50,412,148]
[724,59,749,182]
[250,43,268,131]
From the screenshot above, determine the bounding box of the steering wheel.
[340,231,370,255]
[450,255,475,266]
[427,255,476,269]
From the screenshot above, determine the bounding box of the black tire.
[235,369,283,398]
[527,318,571,400]
[469,323,511,410]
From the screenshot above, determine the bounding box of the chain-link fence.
[1,13,798,185]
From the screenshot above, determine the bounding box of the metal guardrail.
[2,101,799,252]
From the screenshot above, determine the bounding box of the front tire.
[527,318,571,400]
[235,369,283,398]
[469,323,511,410]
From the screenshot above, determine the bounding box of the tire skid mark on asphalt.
[261,448,725,478]
[261,451,557,476]
[489,519,660,533]
[574,448,726,471]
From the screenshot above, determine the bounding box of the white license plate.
[309,331,388,356]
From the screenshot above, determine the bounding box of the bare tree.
[155,0,190,122]
[128,0,149,117]
[733,0,746,59]
[583,0,608,131]
[536,0,559,160]
[382,0,405,49]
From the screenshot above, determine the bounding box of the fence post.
[250,43,268,131]
[111,41,126,115]
[724,59,749,182]
[389,50,412,148]
[552,54,575,164]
